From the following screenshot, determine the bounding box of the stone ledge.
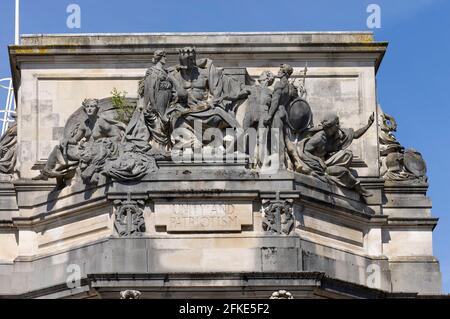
[386,218,439,230]
[3,271,418,299]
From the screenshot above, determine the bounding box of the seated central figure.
[167,47,247,149]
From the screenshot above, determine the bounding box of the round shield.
[385,152,403,171]
[404,149,427,177]
[286,98,313,132]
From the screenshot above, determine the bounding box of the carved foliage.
[262,199,294,236]
[114,194,146,237]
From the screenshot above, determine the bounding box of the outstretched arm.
[215,88,250,104]
[354,113,375,139]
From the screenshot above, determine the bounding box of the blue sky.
[0,0,449,293]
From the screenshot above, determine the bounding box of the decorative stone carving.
[29,49,413,202]
[0,118,17,175]
[262,64,294,169]
[127,50,172,153]
[120,290,142,299]
[378,109,427,183]
[166,47,250,149]
[262,197,294,236]
[33,94,164,187]
[243,71,275,167]
[288,112,375,199]
[114,194,146,237]
[33,98,126,186]
[270,290,294,299]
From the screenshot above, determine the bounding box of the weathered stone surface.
[154,200,253,232]
[0,32,442,299]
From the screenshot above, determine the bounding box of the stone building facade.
[0,32,442,298]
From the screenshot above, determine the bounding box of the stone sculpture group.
[0,47,428,200]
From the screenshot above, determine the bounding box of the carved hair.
[258,71,275,84]
[82,98,99,108]
[152,50,166,64]
[280,64,294,77]
[321,113,340,128]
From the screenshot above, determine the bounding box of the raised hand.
[368,112,375,126]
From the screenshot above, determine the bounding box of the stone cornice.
[8,32,388,97]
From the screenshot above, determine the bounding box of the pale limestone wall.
[382,230,433,257]
[0,231,18,263]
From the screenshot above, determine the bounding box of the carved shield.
[285,98,313,133]
[404,149,427,177]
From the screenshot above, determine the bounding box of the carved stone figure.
[243,71,275,166]
[379,112,403,156]
[262,64,294,169]
[105,141,159,181]
[33,98,125,185]
[30,50,402,200]
[127,50,173,152]
[114,194,146,237]
[378,110,427,183]
[0,117,17,175]
[263,199,294,236]
[244,71,275,130]
[292,112,375,198]
[167,47,248,149]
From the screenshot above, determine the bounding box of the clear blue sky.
[0,0,449,293]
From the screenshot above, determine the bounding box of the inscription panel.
[154,201,253,232]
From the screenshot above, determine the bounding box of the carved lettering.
[155,202,252,232]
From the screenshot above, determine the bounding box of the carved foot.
[32,173,49,181]
[355,184,373,199]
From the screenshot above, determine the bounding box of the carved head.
[179,47,197,69]
[278,64,294,78]
[258,71,275,87]
[152,50,167,65]
[321,113,340,136]
[82,98,99,117]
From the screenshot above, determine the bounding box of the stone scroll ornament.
[378,108,427,183]
[113,194,146,237]
[0,116,17,176]
[262,198,295,236]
